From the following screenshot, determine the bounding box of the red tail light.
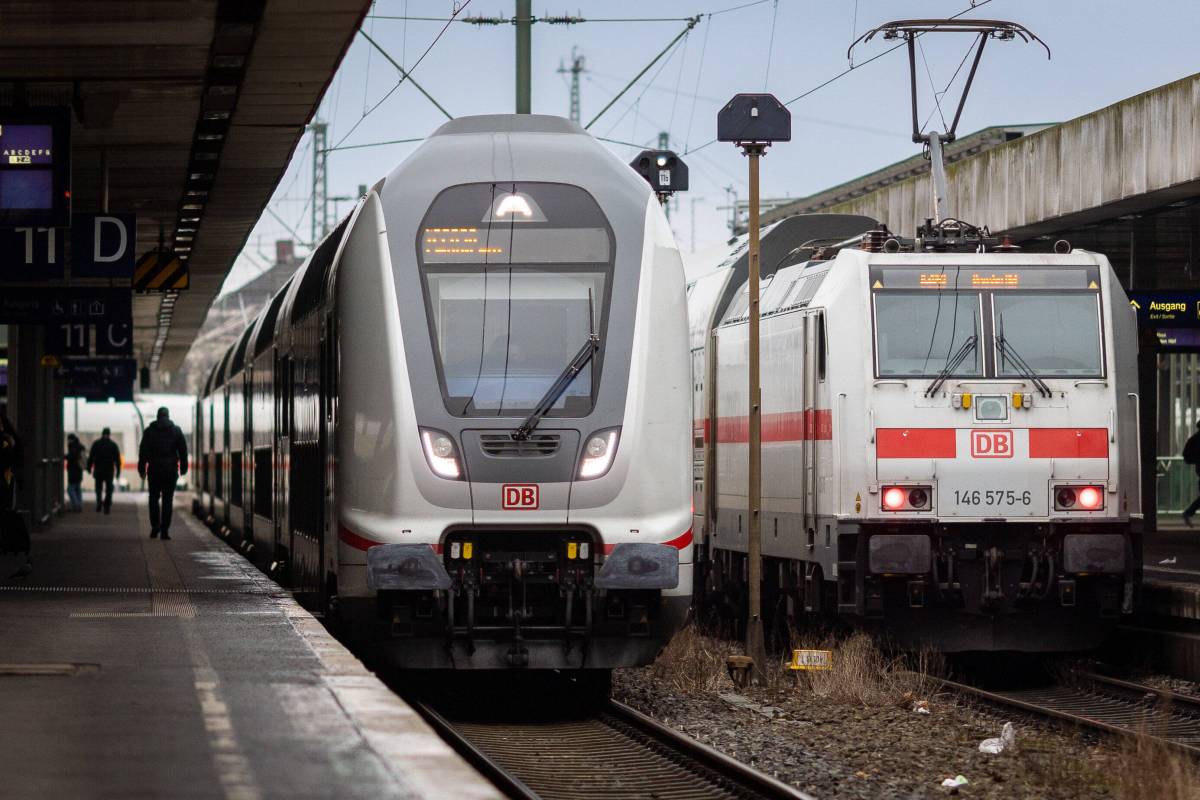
[1077,486,1103,509]
[882,487,907,510]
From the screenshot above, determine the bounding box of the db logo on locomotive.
[502,484,540,510]
[970,430,1014,459]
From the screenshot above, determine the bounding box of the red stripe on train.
[708,410,832,443]
[1028,428,1108,459]
[876,428,957,459]
[337,525,382,551]
[603,528,693,555]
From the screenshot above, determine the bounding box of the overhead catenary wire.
[358,29,454,120]
[683,0,996,154]
[762,0,779,90]
[331,0,472,151]
[600,31,690,138]
[586,16,700,130]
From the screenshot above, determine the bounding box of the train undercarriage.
[698,521,1141,652]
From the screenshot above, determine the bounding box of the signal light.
[883,487,907,510]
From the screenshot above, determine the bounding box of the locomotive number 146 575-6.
[952,489,1032,507]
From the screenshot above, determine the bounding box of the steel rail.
[415,697,813,800]
[929,672,1200,757]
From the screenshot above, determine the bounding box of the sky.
[217,0,1200,295]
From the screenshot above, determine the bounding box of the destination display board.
[0,108,71,228]
[870,266,1101,291]
[1154,329,1200,349]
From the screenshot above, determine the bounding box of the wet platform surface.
[0,494,497,800]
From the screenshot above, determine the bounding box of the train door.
[275,352,291,568]
[319,313,336,603]
[242,366,253,542]
[802,311,818,546]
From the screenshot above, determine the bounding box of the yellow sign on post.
[789,649,833,671]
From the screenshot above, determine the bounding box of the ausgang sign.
[1128,292,1200,329]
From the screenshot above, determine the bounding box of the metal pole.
[516,0,532,113]
[927,131,949,223]
[744,144,768,680]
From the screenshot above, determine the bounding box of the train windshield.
[874,292,983,377]
[417,183,614,417]
[993,293,1103,376]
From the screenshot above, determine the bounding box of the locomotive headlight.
[420,428,462,480]
[578,429,620,479]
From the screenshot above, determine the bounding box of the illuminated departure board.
[0,108,71,227]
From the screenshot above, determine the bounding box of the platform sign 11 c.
[44,321,132,357]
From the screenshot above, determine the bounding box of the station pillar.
[7,325,64,527]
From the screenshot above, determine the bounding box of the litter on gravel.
[979,722,1016,754]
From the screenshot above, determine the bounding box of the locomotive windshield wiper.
[511,334,600,441]
[924,335,977,397]
[996,328,1051,398]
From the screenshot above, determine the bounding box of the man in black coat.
[87,428,122,514]
[138,407,188,540]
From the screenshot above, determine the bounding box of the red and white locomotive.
[689,216,1141,650]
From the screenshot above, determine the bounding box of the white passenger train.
[195,115,692,674]
[689,216,1141,651]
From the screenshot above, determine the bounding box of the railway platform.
[0,494,498,800]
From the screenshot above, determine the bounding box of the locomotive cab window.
[417,182,615,417]
[870,265,1105,379]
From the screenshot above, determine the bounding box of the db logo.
[971,430,1014,459]
[502,484,540,510]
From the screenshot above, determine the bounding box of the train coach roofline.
[431,114,585,137]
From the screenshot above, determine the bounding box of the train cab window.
[417,182,615,417]
[873,291,982,378]
[992,292,1103,377]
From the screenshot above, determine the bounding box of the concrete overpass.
[762,73,1200,289]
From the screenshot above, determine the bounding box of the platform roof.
[1,0,370,375]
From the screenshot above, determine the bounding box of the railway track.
[934,670,1200,756]
[415,698,812,800]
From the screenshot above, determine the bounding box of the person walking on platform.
[1183,422,1200,527]
[64,434,85,512]
[138,407,188,540]
[87,428,121,514]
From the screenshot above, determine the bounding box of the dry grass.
[789,631,943,707]
[1113,733,1200,800]
[649,623,740,695]
[650,624,942,708]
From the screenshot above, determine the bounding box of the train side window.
[817,312,827,382]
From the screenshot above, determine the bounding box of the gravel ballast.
[613,640,1148,799]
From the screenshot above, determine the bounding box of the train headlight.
[420,428,462,480]
[578,428,620,479]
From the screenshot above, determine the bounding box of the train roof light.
[484,192,546,223]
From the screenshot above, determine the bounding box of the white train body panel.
[196,115,692,671]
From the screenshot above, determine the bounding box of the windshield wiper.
[995,315,1051,397]
[924,335,977,397]
[512,334,600,440]
[996,334,1051,397]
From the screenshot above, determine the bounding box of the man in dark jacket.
[64,434,85,512]
[138,407,188,540]
[1183,422,1200,526]
[87,428,122,514]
